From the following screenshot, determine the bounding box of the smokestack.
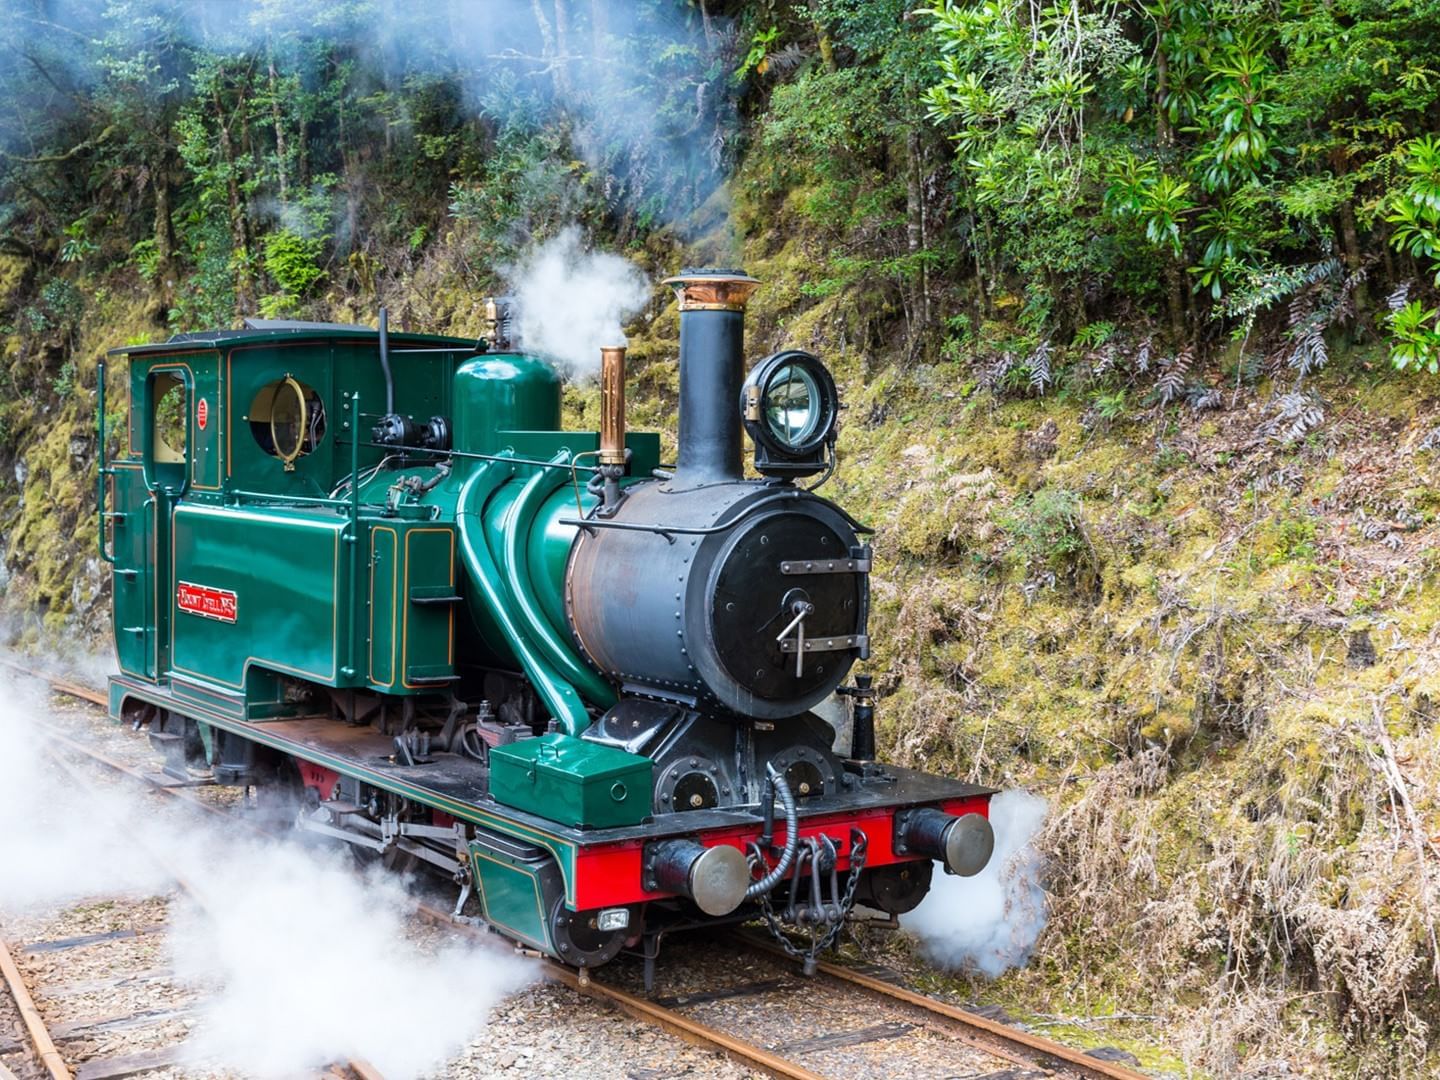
[662,269,760,486]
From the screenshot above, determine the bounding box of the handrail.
[356,440,606,474]
[342,390,361,680]
[225,489,368,510]
[97,360,115,564]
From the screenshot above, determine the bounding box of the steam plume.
[0,670,534,1077]
[902,790,1050,977]
[508,227,650,378]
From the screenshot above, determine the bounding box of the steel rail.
[739,933,1151,1080]
[11,665,816,1080]
[0,934,72,1080]
[37,747,386,1080]
[14,660,1150,1080]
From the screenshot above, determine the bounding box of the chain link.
[754,827,868,967]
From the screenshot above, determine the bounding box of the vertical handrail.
[350,396,361,681]
[97,360,115,564]
[342,391,362,681]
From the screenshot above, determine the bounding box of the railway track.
[0,663,382,1080]
[2,658,1154,1080]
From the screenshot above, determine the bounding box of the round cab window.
[249,377,325,465]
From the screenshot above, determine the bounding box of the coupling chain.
[756,827,868,969]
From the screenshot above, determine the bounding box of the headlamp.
[741,350,838,478]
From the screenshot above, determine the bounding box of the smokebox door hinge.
[778,634,868,655]
[779,555,871,575]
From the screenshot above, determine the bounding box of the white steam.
[902,790,1050,977]
[508,227,650,378]
[0,670,534,1078]
[0,675,169,909]
[169,846,532,1078]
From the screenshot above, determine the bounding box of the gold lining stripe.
[369,526,398,688]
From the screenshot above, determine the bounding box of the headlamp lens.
[763,362,823,449]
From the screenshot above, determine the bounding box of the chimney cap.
[662,269,760,312]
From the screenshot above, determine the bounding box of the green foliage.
[261,230,326,300]
[52,361,77,400]
[1386,135,1440,281]
[168,214,236,331]
[1385,136,1440,373]
[1000,486,1096,581]
[1388,299,1440,373]
[920,0,1440,342]
[737,26,781,81]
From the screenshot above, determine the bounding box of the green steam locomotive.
[100,269,993,982]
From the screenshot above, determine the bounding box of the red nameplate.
[177,581,238,623]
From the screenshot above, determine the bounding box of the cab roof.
[107,318,486,358]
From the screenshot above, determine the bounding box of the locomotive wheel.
[549,899,628,968]
[249,754,307,833]
[857,860,934,915]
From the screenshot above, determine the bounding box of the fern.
[981,351,1016,393]
[1154,345,1193,405]
[1188,387,1222,411]
[1258,390,1325,443]
[1027,340,1053,394]
[1134,336,1153,373]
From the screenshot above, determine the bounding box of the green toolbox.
[489,733,653,829]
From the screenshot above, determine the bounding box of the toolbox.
[488,732,653,828]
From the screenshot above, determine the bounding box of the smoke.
[902,790,1050,978]
[0,670,535,1078]
[0,674,170,909]
[508,227,650,378]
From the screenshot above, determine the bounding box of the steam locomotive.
[99,269,994,981]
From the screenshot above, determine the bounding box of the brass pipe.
[599,344,627,466]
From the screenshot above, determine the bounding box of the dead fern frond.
[1134,335,1153,374]
[1258,390,1325,444]
[1028,340,1053,394]
[1154,345,1193,405]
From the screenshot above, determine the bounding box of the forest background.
[1,0,1439,1075]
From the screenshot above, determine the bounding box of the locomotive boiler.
[99,269,994,981]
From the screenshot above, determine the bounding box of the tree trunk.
[268,50,289,206]
[215,97,253,316]
[551,0,573,99]
[590,0,608,57]
[151,157,177,305]
[530,1,560,94]
[1338,197,1370,313]
[809,1,837,72]
[1166,259,1185,340]
[905,129,931,334]
[1154,41,1172,146]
